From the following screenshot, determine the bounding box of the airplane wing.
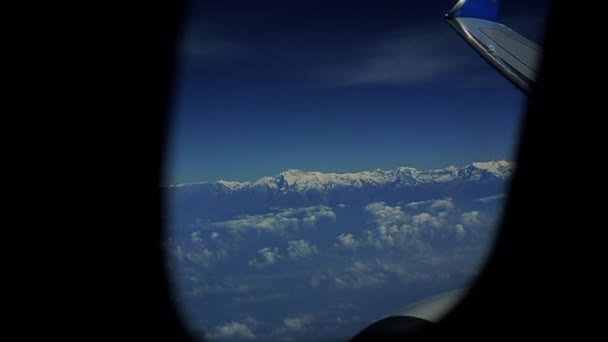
[445,0,542,95]
[351,289,466,340]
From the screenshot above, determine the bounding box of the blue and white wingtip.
[446,0,499,21]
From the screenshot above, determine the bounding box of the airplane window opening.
[162,0,549,340]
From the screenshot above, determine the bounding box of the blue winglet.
[449,0,499,21]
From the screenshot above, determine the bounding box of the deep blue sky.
[165,0,549,184]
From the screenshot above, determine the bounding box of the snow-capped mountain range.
[169,160,514,192]
[165,161,514,223]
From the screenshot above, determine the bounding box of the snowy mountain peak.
[278,169,312,187]
[170,161,514,191]
[281,169,307,176]
[253,176,278,188]
[395,166,418,177]
[471,160,514,178]
[217,180,251,191]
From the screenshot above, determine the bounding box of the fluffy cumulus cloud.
[461,211,481,226]
[212,321,255,339]
[356,198,489,250]
[166,229,230,270]
[365,202,407,226]
[336,233,358,249]
[191,231,204,243]
[243,316,261,328]
[187,280,253,298]
[455,224,465,238]
[357,202,418,249]
[170,195,502,340]
[287,240,318,259]
[365,224,408,248]
[311,261,389,290]
[412,212,444,227]
[283,314,314,332]
[273,314,316,335]
[209,206,335,235]
[186,246,227,268]
[248,247,281,268]
[341,261,388,289]
[301,206,336,228]
[214,214,298,235]
[429,198,455,211]
[311,258,436,292]
[168,231,227,269]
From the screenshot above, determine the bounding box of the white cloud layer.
[277,314,315,334]
[185,245,227,268]
[406,198,454,212]
[429,198,455,211]
[327,27,476,86]
[213,321,255,339]
[210,206,335,235]
[412,212,444,227]
[462,211,481,226]
[248,247,281,268]
[452,224,464,239]
[191,231,203,243]
[476,194,505,203]
[365,202,407,226]
[172,195,501,339]
[336,233,358,249]
[287,240,318,259]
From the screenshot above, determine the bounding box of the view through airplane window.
[163,1,549,340]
